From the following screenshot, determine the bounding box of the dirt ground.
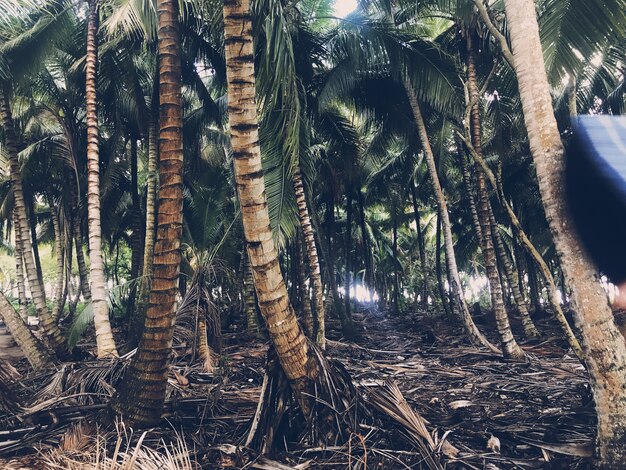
[0,305,598,469]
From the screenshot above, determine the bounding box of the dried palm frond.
[366,380,443,470]
[41,422,196,470]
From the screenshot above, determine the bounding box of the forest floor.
[0,304,604,469]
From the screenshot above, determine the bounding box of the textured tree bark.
[357,190,374,291]
[114,0,185,426]
[85,0,118,358]
[0,294,51,371]
[126,138,144,334]
[293,167,325,348]
[26,195,44,289]
[403,78,498,353]
[48,196,65,323]
[465,41,524,360]
[0,85,69,359]
[13,211,29,320]
[504,0,626,464]
[223,0,321,417]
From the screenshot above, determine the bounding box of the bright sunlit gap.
[334,0,357,18]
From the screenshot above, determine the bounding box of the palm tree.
[84,0,118,358]
[114,0,186,426]
[0,293,52,370]
[223,0,321,416]
[503,0,626,465]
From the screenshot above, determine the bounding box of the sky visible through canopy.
[334,0,357,17]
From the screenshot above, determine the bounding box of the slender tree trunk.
[126,138,143,333]
[465,39,524,359]
[135,100,159,332]
[13,211,28,320]
[295,235,314,338]
[26,195,44,289]
[526,253,542,312]
[344,192,353,319]
[85,0,117,358]
[392,216,400,315]
[48,196,65,322]
[0,85,68,358]
[74,223,91,301]
[293,167,325,347]
[114,0,185,426]
[409,182,428,306]
[504,1,626,464]
[223,0,322,417]
[0,293,51,370]
[403,77,498,353]
[357,190,373,290]
[488,205,539,337]
[435,210,451,317]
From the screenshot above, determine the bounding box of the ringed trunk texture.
[115,0,185,427]
[48,197,65,322]
[13,211,29,320]
[466,43,524,360]
[85,0,117,358]
[223,0,318,416]
[293,167,325,348]
[295,235,314,338]
[403,78,498,353]
[74,223,91,301]
[0,85,68,358]
[0,294,51,371]
[243,253,260,335]
[504,0,626,465]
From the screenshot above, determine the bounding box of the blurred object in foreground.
[566,116,626,284]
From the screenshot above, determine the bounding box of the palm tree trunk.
[13,211,29,320]
[114,0,185,427]
[435,210,451,317]
[295,234,314,338]
[465,40,524,360]
[223,0,320,416]
[504,0,626,464]
[293,167,325,348]
[392,216,400,315]
[126,138,143,333]
[409,182,428,306]
[26,194,44,288]
[357,190,373,291]
[344,192,353,319]
[48,196,65,322]
[74,223,91,301]
[85,0,117,358]
[526,253,542,312]
[0,84,68,359]
[488,204,539,337]
[403,77,498,353]
[0,293,51,371]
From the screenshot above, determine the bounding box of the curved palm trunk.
[0,294,51,371]
[403,78,498,353]
[224,0,319,415]
[85,0,117,358]
[504,1,626,464]
[0,85,68,358]
[435,210,452,316]
[466,43,524,360]
[114,0,185,427]
[13,211,29,320]
[293,167,325,348]
[295,235,314,338]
